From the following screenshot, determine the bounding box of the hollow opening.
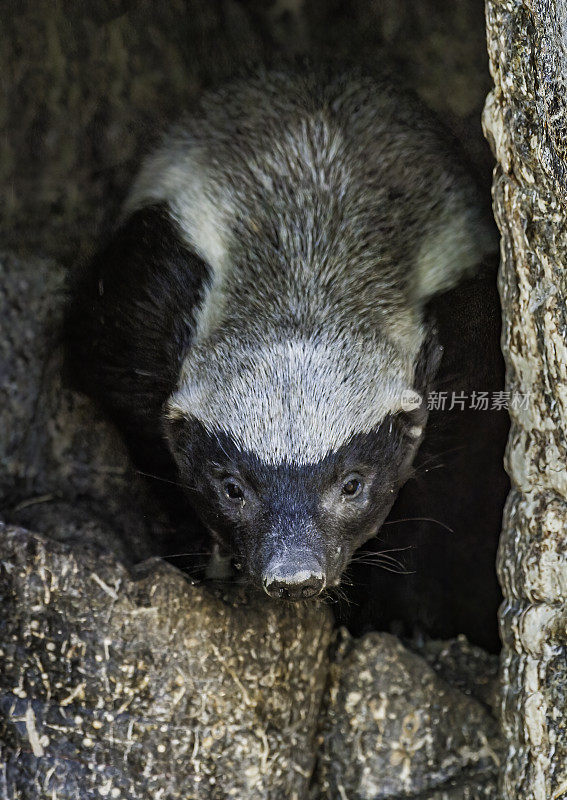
[1,3,509,797]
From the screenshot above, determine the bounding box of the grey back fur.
[125,67,497,465]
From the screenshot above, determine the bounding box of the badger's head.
[164,330,439,600]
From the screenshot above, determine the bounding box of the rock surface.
[484,2,567,798]
[413,636,500,712]
[0,525,334,800]
[0,526,503,800]
[2,0,493,263]
[318,632,502,800]
[1,0,267,261]
[0,251,166,563]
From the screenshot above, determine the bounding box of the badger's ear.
[165,380,204,426]
[391,328,442,440]
[161,406,209,477]
[394,387,427,441]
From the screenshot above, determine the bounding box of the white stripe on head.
[167,335,420,465]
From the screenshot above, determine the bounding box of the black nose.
[262,560,326,600]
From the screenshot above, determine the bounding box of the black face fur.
[165,406,427,597]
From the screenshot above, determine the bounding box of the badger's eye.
[341,474,364,499]
[223,479,244,503]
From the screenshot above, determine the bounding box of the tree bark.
[483,2,567,798]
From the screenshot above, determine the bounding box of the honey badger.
[67,66,504,635]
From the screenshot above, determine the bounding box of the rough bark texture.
[318,633,502,799]
[0,252,165,563]
[0,526,334,800]
[483,2,567,798]
[1,1,514,797]
[1,0,267,261]
[0,528,502,800]
[1,0,493,263]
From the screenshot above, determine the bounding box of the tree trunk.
[483,3,567,798]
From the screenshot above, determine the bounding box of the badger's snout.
[261,553,326,600]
